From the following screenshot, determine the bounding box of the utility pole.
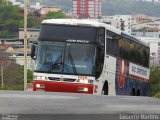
[6,0,8,5]
[1,66,3,88]
[24,0,28,91]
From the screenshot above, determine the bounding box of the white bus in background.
[31,19,150,96]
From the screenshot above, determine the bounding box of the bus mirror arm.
[30,44,37,60]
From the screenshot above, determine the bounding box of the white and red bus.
[31,19,150,96]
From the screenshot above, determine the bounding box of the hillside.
[102,0,160,17]
[26,0,160,17]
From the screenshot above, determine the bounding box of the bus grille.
[48,77,76,82]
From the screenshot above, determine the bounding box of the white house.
[112,15,133,35]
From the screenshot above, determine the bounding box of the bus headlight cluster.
[34,76,47,80]
[79,79,88,83]
[78,76,93,84]
[78,87,88,92]
[36,84,45,88]
[78,79,93,84]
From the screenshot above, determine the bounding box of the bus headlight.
[36,84,40,88]
[84,88,88,92]
[36,84,45,88]
[78,79,93,84]
[84,79,89,84]
[78,76,93,84]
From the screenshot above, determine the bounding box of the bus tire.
[136,89,140,96]
[102,81,108,95]
[131,88,136,96]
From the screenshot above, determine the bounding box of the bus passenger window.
[106,31,120,57]
[98,28,105,46]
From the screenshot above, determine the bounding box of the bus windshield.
[35,41,95,76]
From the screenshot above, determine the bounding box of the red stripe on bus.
[33,80,94,94]
[128,74,148,83]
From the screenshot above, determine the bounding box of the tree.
[45,11,66,19]
[0,1,19,38]
[19,16,41,28]
[148,66,160,96]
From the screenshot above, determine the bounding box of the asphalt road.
[0,91,160,120]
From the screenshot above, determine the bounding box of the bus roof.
[42,19,149,48]
[42,19,121,33]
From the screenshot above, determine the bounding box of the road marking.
[0,94,78,100]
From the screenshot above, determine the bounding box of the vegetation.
[19,16,41,28]
[0,0,42,39]
[0,49,33,90]
[154,92,160,98]
[148,66,160,97]
[0,1,19,38]
[0,63,33,90]
[45,11,66,19]
[0,0,69,39]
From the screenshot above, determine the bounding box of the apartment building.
[72,0,101,18]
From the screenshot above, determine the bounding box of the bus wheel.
[131,88,136,96]
[102,81,108,95]
[136,89,140,96]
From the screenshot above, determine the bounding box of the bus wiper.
[49,50,63,72]
[68,47,77,74]
[48,61,62,72]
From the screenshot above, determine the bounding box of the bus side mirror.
[30,44,37,60]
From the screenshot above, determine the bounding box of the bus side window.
[98,28,105,46]
[106,30,120,57]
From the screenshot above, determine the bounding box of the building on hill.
[9,0,26,8]
[19,28,40,44]
[72,0,101,18]
[131,15,160,38]
[132,27,160,38]
[112,15,133,35]
[138,37,160,66]
[102,15,133,35]
[30,2,42,10]
[0,44,14,55]
[136,0,160,2]
[0,43,34,70]
[0,27,40,70]
[40,6,61,19]
[102,14,160,37]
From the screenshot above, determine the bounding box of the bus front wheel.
[102,81,108,95]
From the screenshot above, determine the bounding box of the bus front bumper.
[33,80,94,94]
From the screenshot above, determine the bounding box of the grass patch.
[0,84,24,91]
[154,92,160,98]
[0,85,12,90]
